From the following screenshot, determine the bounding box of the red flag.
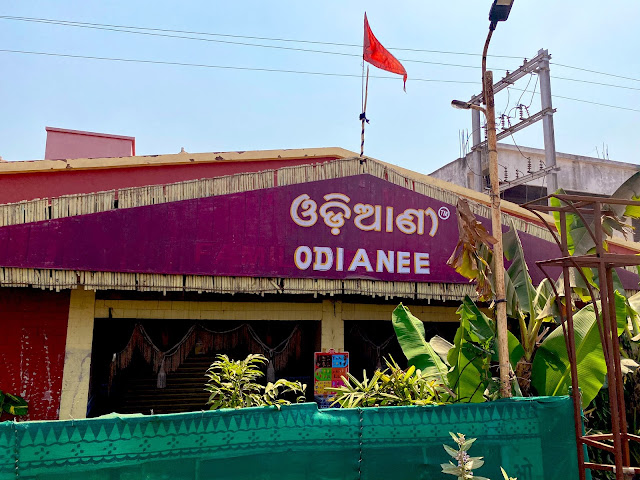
[363,13,407,91]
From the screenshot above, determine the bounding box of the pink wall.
[45,127,135,160]
[0,288,70,421]
[0,157,332,204]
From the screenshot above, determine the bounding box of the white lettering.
[313,247,334,271]
[336,247,344,271]
[376,250,394,273]
[396,209,424,235]
[425,207,439,237]
[397,251,411,273]
[385,207,394,232]
[414,253,430,274]
[348,248,373,272]
[319,193,351,236]
[290,194,318,227]
[294,246,312,270]
[353,204,382,231]
[294,246,431,275]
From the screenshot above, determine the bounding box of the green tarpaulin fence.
[1,396,582,480]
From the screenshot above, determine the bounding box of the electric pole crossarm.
[497,165,559,192]
[469,50,548,105]
[472,107,556,151]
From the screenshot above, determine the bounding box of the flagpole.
[360,65,369,157]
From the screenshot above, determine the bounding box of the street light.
[489,0,515,27]
[450,100,486,114]
[451,0,515,399]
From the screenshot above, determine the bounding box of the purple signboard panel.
[0,174,565,284]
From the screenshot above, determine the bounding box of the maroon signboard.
[0,173,589,285]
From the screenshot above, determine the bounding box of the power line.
[0,48,478,84]
[1,48,638,114]
[552,62,640,84]
[0,15,523,59]
[552,75,640,92]
[549,93,640,113]
[4,15,640,90]
[507,87,640,113]
[0,15,510,71]
[4,16,640,93]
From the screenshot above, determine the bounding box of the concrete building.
[431,143,640,202]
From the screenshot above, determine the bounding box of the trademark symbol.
[438,207,450,220]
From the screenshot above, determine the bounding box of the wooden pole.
[360,66,370,157]
[484,69,511,398]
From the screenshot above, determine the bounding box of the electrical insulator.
[503,165,508,181]
[527,158,532,173]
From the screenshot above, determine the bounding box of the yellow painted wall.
[59,288,96,419]
[56,296,459,418]
[94,299,458,323]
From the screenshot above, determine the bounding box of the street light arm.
[481,27,494,104]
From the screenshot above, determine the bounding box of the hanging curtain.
[349,325,395,370]
[109,323,302,390]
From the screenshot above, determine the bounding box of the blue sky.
[0,1,638,175]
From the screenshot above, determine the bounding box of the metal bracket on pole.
[469,50,548,105]
[472,107,556,151]
[465,49,558,197]
[497,165,559,192]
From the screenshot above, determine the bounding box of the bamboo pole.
[360,65,370,157]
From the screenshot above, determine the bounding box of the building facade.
[431,143,640,202]
[2,133,638,421]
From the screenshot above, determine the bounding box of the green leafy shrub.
[0,390,28,417]
[441,432,517,480]
[331,357,452,408]
[205,354,306,409]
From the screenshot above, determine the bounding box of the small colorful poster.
[314,350,349,408]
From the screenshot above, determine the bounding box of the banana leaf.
[392,304,449,382]
[447,324,490,403]
[447,297,523,403]
[531,291,628,408]
[550,190,594,256]
[459,296,524,369]
[503,219,537,317]
[604,171,640,219]
[0,391,28,416]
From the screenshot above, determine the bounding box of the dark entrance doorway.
[88,319,320,417]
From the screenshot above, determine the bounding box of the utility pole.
[471,109,483,191]
[452,0,515,399]
[538,49,558,194]
[465,49,559,198]
[484,69,510,398]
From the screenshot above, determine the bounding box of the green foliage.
[205,354,306,410]
[0,390,28,417]
[440,432,489,480]
[448,299,496,403]
[441,432,517,480]
[331,357,451,408]
[531,292,629,408]
[393,300,523,404]
[391,304,449,380]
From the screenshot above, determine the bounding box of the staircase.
[117,355,213,415]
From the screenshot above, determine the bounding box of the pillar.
[59,288,95,419]
[321,299,344,351]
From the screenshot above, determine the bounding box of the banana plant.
[531,292,629,408]
[392,301,523,403]
[394,191,640,405]
[0,390,28,417]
